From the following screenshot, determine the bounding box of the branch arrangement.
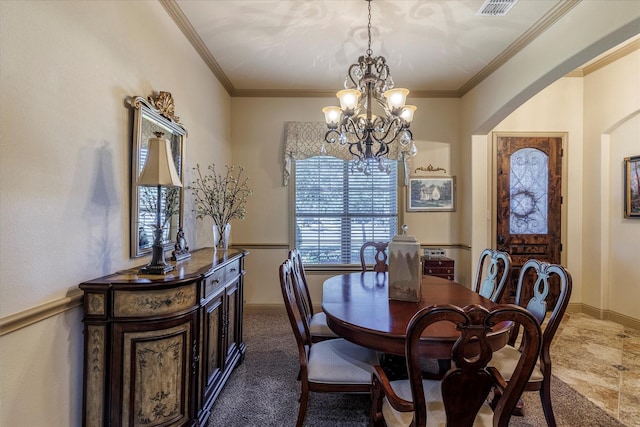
[188,163,252,227]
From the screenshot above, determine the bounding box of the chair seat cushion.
[490,345,543,382]
[381,379,495,427]
[310,312,338,338]
[308,338,377,385]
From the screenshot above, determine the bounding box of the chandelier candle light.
[322,0,417,175]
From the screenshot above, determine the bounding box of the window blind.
[294,156,398,265]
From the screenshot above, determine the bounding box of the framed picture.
[407,176,456,212]
[624,155,640,218]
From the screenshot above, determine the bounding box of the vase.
[213,222,231,250]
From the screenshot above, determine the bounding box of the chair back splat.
[360,241,389,272]
[473,248,512,302]
[371,304,541,427]
[491,259,572,427]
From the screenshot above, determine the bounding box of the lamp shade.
[400,105,417,123]
[322,106,342,127]
[138,134,183,187]
[337,89,361,112]
[384,88,409,111]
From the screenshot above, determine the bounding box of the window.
[294,156,398,265]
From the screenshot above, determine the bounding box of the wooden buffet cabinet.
[79,248,247,427]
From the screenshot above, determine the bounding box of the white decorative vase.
[213,223,231,250]
[388,225,422,302]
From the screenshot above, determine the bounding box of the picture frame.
[624,155,640,218]
[407,176,456,212]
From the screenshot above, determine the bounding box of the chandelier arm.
[342,117,367,141]
[370,116,405,144]
[324,129,341,144]
[346,63,363,90]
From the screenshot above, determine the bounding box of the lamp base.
[140,236,175,275]
[140,262,174,275]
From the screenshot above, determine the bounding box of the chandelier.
[322,0,417,175]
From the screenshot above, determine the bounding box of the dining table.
[321,272,511,358]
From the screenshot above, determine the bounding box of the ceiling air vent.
[476,0,518,16]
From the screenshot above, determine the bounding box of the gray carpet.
[208,312,626,426]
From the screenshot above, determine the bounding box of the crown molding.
[159,0,235,96]
[163,0,637,99]
[582,38,640,76]
[458,0,580,96]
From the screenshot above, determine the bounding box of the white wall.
[0,1,230,425]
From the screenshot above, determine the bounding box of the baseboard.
[243,304,286,315]
[570,303,640,331]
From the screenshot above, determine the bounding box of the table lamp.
[137,131,183,274]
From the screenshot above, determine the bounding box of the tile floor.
[552,312,640,426]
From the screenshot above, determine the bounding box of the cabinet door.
[200,287,225,408]
[224,278,242,364]
[112,312,197,427]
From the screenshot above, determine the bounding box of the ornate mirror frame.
[128,92,187,258]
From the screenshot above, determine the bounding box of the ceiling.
[163,0,625,97]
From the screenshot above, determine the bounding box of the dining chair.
[473,248,512,302]
[288,249,338,342]
[490,259,572,427]
[370,303,542,427]
[360,241,389,272]
[279,259,379,427]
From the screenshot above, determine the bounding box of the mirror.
[128,92,187,258]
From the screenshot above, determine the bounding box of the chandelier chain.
[366,0,372,57]
[321,0,417,174]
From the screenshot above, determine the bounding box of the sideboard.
[421,256,455,280]
[79,247,247,427]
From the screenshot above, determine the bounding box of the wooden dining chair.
[360,241,389,272]
[473,248,512,302]
[279,259,379,427]
[490,259,572,427]
[370,304,542,427]
[288,249,338,342]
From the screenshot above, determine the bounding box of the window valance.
[282,121,411,185]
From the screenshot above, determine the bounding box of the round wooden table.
[321,272,511,357]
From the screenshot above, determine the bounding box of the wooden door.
[496,135,563,306]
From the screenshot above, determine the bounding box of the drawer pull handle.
[230,268,237,272]
[164,299,172,306]
[210,279,219,285]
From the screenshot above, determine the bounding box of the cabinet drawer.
[225,259,241,280]
[425,266,454,275]
[204,269,225,297]
[423,260,454,267]
[114,282,197,317]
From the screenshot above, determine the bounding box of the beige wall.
[0,1,638,426]
[583,50,640,319]
[492,77,585,303]
[230,97,464,307]
[0,1,230,425]
[463,2,639,274]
